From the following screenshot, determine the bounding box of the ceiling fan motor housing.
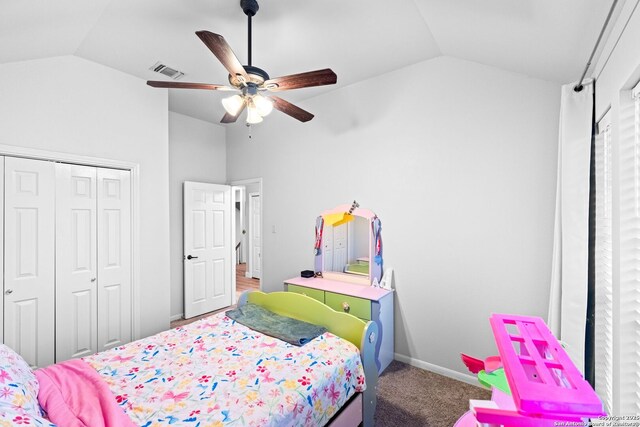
[240,0,259,17]
[228,65,270,87]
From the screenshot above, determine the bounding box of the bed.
[0,291,378,427]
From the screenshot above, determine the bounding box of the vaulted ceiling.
[1,0,615,124]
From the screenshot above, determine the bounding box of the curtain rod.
[574,0,620,92]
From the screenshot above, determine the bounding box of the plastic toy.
[455,314,605,426]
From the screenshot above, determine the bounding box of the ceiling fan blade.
[264,69,337,92]
[196,31,248,82]
[271,96,314,122]
[220,102,246,124]
[147,81,235,91]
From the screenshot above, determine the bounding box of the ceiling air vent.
[149,62,184,80]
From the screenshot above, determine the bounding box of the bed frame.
[238,290,379,427]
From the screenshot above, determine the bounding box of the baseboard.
[170,313,184,322]
[393,353,482,388]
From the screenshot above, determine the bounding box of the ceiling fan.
[147,0,337,125]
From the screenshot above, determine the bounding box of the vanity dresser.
[284,203,394,374]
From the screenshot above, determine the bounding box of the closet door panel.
[4,157,55,368]
[97,168,131,351]
[333,223,348,271]
[56,164,98,361]
[323,226,334,271]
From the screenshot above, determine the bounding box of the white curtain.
[548,82,593,372]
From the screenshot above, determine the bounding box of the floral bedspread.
[84,312,365,427]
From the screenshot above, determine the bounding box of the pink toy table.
[455,314,605,427]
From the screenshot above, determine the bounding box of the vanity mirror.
[285,201,393,373]
[314,203,382,286]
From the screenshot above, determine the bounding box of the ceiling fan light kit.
[253,94,273,116]
[146,0,337,125]
[221,94,244,116]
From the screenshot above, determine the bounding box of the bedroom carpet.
[374,360,491,426]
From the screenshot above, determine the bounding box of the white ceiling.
[1,0,615,124]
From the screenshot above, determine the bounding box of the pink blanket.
[35,359,135,427]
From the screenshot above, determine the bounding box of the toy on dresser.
[455,314,606,427]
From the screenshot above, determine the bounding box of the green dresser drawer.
[325,292,371,320]
[287,284,325,303]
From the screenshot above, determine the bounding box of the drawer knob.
[342,302,350,313]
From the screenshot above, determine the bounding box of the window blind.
[618,80,640,415]
[594,111,612,414]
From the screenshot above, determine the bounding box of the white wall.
[169,111,226,318]
[0,55,170,338]
[226,56,560,374]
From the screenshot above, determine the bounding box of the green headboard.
[242,291,366,350]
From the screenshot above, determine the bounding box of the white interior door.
[55,164,98,361]
[184,182,232,319]
[249,193,261,279]
[97,168,132,351]
[4,157,55,368]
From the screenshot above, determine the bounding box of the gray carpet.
[374,361,491,426]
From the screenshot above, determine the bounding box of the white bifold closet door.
[55,164,98,361]
[4,157,56,368]
[2,157,131,366]
[96,167,132,352]
[56,164,132,361]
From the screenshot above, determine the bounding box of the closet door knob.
[4,289,13,295]
[91,278,97,282]
[187,255,198,260]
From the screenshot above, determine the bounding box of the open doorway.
[231,178,262,303]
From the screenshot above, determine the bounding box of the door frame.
[230,177,263,300]
[233,186,246,265]
[230,186,242,305]
[0,143,142,340]
[248,192,261,280]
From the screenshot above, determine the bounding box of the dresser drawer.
[286,284,325,303]
[325,292,371,320]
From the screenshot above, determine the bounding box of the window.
[616,80,640,414]
[594,110,612,414]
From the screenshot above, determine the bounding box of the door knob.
[4,289,13,295]
[187,255,198,260]
[91,278,97,282]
